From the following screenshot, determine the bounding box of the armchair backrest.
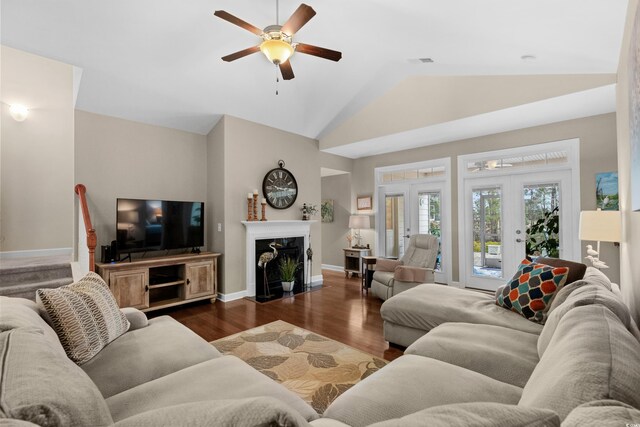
[400,234,439,269]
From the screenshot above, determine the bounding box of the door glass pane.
[418,191,442,270]
[523,183,560,258]
[472,188,502,278]
[385,195,405,258]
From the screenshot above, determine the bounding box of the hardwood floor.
[148,270,404,361]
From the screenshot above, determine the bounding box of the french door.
[377,182,450,283]
[461,170,575,291]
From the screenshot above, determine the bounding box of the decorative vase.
[281,281,295,292]
[302,203,309,220]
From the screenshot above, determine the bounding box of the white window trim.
[374,157,453,285]
[457,138,581,288]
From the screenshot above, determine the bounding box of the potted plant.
[279,257,300,292]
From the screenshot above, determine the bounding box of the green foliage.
[525,207,560,258]
[278,257,300,282]
[473,241,501,253]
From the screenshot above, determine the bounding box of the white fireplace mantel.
[242,220,317,296]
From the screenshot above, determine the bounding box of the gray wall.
[616,0,640,323]
[321,174,352,267]
[1,46,75,252]
[213,115,322,295]
[351,113,620,284]
[74,110,208,251]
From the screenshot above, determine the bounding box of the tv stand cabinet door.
[111,269,149,309]
[185,260,214,299]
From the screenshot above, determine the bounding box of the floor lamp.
[578,209,621,269]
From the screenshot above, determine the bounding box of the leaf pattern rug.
[210,320,387,414]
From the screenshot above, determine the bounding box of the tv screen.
[116,198,204,254]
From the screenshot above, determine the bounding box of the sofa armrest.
[113,397,311,427]
[393,265,434,283]
[376,258,403,272]
[368,402,560,427]
[120,307,148,330]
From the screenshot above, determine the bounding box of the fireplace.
[242,220,318,300]
[254,237,305,302]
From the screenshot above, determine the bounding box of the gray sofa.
[2,266,640,426]
[320,267,640,426]
[0,296,318,426]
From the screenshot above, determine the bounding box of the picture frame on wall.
[321,199,334,223]
[357,195,372,211]
[596,172,619,211]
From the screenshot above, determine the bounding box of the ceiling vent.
[418,58,434,63]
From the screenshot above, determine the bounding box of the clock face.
[263,167,298,209]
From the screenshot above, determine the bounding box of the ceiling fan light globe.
[260,39,294,64]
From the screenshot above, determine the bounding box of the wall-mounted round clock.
[262,160,298,209]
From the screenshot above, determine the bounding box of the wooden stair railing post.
[74,184,97,272]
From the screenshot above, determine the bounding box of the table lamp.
[349,215,370,249]
[578,209,621,269]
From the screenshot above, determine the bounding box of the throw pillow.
[37,272,130,364]
[496,259,568,323]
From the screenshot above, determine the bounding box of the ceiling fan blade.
[295,43,342,62]
[221,46,261,62]
[214,10,264,36]
[281,4,316,35]
[279,61,295,80]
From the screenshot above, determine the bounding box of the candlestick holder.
[252,194,259,221]
[261,202,267,221]
[247,196,253,221]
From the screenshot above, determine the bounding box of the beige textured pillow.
[37,272,130,364]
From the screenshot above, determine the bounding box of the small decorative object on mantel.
[357,195,372,211]
[300,203,318,221]
[247,193,253,221]
[252,189,259,221]
[261,198,267,221]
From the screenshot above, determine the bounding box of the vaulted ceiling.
[0,0,629,157]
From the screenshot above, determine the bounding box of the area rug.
[211,320,387,413]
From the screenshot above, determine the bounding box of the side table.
[361,256,377,294]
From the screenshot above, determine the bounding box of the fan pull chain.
[275,64,279,95]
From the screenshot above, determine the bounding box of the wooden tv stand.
[96,252,220,313]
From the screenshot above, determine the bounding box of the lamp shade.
[260,39,294,64]
[348,215,370,229]
[579,210,621,242]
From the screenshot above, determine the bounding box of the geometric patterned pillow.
[36,272,130,364]
[496,258,569,324]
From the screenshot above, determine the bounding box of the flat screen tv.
[116,198,204,254]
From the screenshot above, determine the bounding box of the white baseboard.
[311,274,323,286]
[217,290,249,302]
[449,281,464,288]
[0,247,72,260]
[321,264,343,272]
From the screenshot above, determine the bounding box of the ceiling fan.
[214,2,342,80]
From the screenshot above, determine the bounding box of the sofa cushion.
[37,272,130,364]
[81,315,221,398]
[547,267,613,314]
[534,257,586,285]
[106,355,318,422]
[405,323,539,388]
[381,284,543,339]
[113,397,310,427]
[0,328,113,427]
[323,355,522,427]
[367,402,560,427]
[537,283,631,357]
[0,297,65,355]
[496,259,568,323]
[562,400,640,427]
[519,305,640,420]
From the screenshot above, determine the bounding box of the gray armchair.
[371,234,439,300]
